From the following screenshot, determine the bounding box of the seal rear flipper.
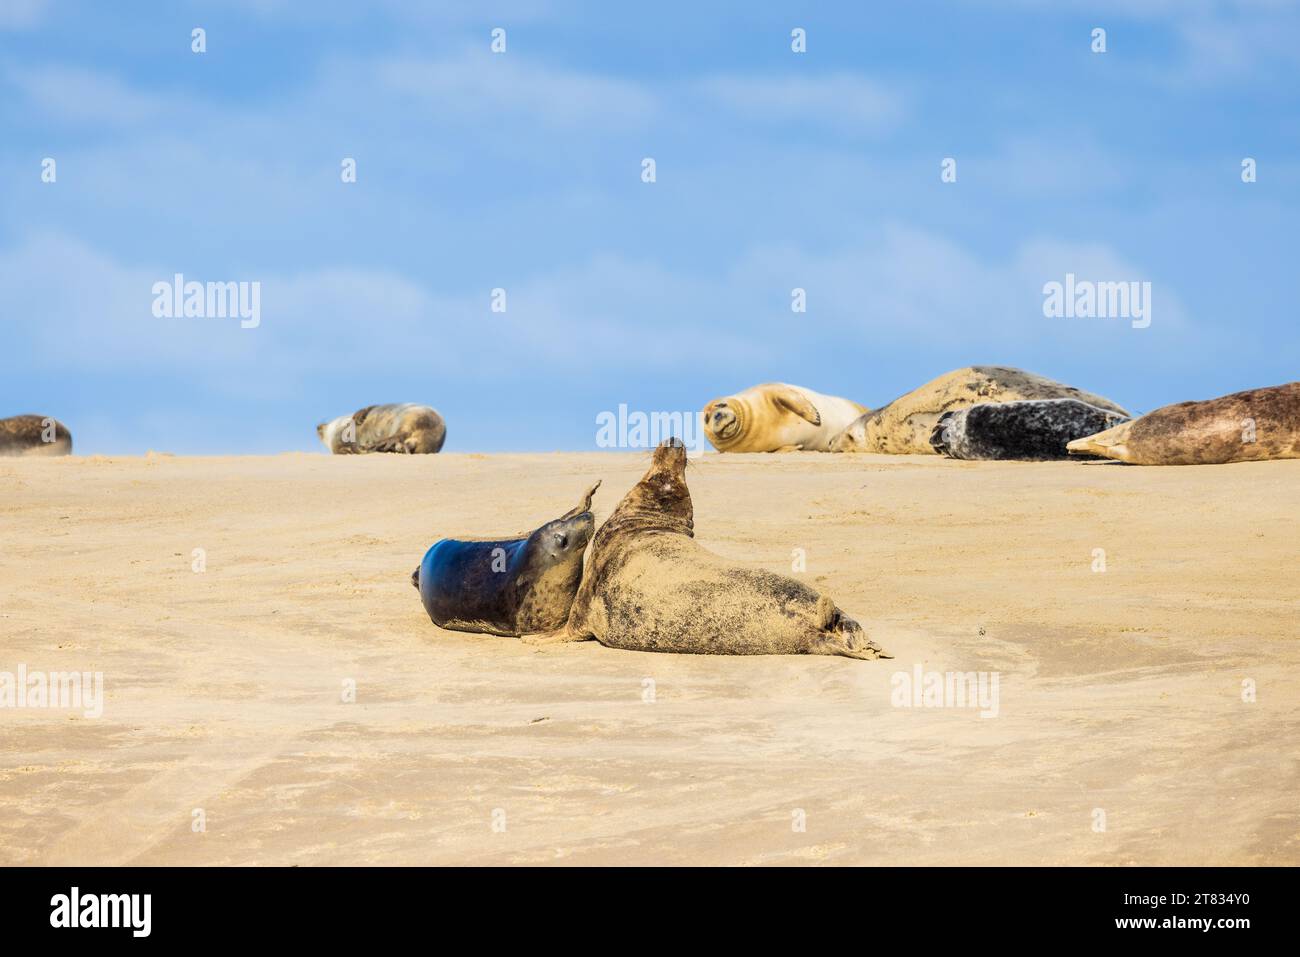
[1067,421,1133,461]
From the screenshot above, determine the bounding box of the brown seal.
[317,403,446,454]
[1067,381,1300,465]
[830,366,1130,454]
[0,415,72,457]
[533,439,889,659]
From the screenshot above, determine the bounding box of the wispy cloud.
[5,64,176,125]
[0,0,50,30]
[376,51,659,128]
[699,72,905,135]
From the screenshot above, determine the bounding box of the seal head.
[413,481,599,636]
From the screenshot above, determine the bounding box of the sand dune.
[1,451,1297,865]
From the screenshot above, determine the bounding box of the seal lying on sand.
[931,399,1130,460]
[318,404,446,454]
[830,366,1130,455]
[412,482,600,636]
[702,383,867,452]
[534,439,889,659]
[0,415,72,457]
[1067,381,1300,465]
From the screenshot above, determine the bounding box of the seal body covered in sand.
[413,482,599,636]
[1067,381,1300,465]
[931,399,1130,460]
[0,415,72,457]
[318,403,446,454]
[541,440,888,659]
[831,366,1130,455]
[702,383,867,452]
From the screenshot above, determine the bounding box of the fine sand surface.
[1,451,1297,866]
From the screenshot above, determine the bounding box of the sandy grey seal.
[830,366,1130,454]
[1067,381,1300,465]
[0,415,72,457]
[318,403,446,454]
[533,439,889,659]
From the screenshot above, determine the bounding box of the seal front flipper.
[521,624,593,646]
[363,436,411,453]
[771,386,821,426]
[559,480,601,520]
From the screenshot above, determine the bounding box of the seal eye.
[554,533,568,549]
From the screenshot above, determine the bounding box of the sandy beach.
[1,451,1297,866]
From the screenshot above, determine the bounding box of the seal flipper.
[812,597,891,660]
[1067,420,1134,461]
[410,567,420,590]
[771,386,822,425]
[362,435,411,454]
[521,623,593,646]
[559,480,601,520]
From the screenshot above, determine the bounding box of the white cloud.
[4,64,176,125]
[376,51,659,128]
[699,72,904,134]
[0,0,50,29]
[0,226,1197,398]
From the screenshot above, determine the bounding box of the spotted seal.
[931,399,1131,460]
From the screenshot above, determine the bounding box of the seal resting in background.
[702,383,867,452]
[412,481,600,636]
[930,399,1130,460]
[318,403,446,454]
[1067,381,1300,465]
[830,366,1130,455]
[0,415,72,456]
[533,439,889,659]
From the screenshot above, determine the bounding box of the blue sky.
[2,0,1297,453]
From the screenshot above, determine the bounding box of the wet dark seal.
[531,439,889,659]
[412,481,600,636]
[930,399,1130,460]
[1068,381,1300,465]
[0,415,72,457]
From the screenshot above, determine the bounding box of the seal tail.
[1067,420,1134,461]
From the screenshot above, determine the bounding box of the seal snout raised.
[555,437,890,660]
